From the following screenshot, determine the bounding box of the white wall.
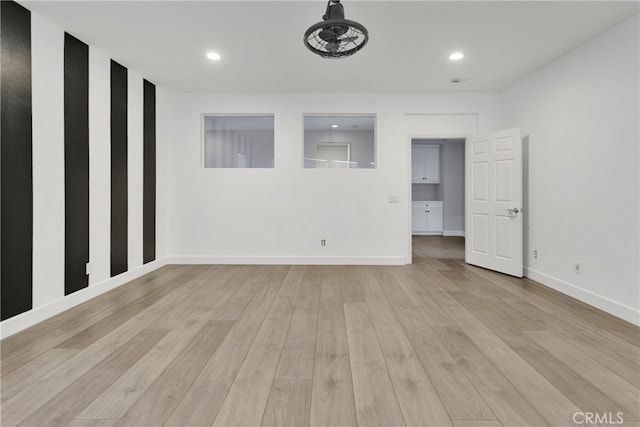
[1,10,168,338]
[165,93,500,264]
[31,12,65,307]
[501,15,640,324]
[442,141,465,235]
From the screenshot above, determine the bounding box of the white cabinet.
[412,201,443,234]
[412,145,440,183]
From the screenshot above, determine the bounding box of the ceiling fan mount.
[303,0,369,59]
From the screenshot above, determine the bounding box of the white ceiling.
[22,1,639,93]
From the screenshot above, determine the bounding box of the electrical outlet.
[574,262,582,274]
[388,195,400,204]
[321,239,326,247]
[533,250,538,259]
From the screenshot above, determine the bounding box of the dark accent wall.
[1,1,33,320]
[64,33,90,295]
[143,80,156,264]
[110,61,128,277]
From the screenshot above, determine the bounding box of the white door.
[465,128,523,277]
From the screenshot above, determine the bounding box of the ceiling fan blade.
[319,29,337,42]
[337,36,359,43]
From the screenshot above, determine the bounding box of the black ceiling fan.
[303,0,369,59]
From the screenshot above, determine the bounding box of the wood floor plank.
[212,267,301,426]
[516,280,640,347]
[275,269,321,380]
[452,421,503,427]
[318,266,344,322]
[54,275,193,349]
[58,267,204,349]
[78,328,199,420]
[394,269,549,426]
[78,266,242,419]
[1,348,78,403]
[267,266,304,320]
[0,266,181,355]
[163,380,232,427]
[67,420,119,427]
[211,266,264,320]
[1,266,188,372]
[373,321,453,427]
[503,297,640,383]
[452,290,639,419]
[444,303,583,426]
[262,379,312,427]
[197,265,289,381]
[357,267,397,322]
[19,328,169,427]
[339,266,366,303]
[343,303,406,427]
[389,267,457,327]
[525,330,640,419]
[433,324,549,426]
[309,320,356,427]
[374,267,496,421]
[213,317,293,426]
[150,266,231,329]
[116,320,234,427]
[1,268,213,427]
[463,263,639,347]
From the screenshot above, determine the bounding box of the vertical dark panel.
[1,1,33,320]
[111,61,128,276]
[64,33,89,295]
[143,80,156,264]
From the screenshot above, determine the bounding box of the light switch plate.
[388,196,400,204]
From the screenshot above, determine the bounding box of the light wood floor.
[2,236,639,427]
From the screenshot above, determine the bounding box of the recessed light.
[331,124,339,128]
[449,52,464,61]
[206,51,221,61]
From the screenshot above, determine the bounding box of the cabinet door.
[422,145,440,183]
[425,206,443,232]
[411,145,440,183]
[412,207,428,232]
[411,146,426,183]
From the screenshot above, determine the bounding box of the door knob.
[506,207,520,217]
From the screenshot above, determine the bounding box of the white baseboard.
[0,259,167,339]
[165,255,406,266]
[443,230,465,237]
[524,267,640,326]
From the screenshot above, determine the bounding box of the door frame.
[407,134,468,264]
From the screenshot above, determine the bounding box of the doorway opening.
[410,137,466,263]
